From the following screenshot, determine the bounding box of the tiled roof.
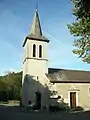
[46,68,90,83]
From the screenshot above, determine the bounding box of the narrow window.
[88,88,90,96]
[39,45,42,58]
[33,44,36,57]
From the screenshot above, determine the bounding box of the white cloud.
[45,33,90,70]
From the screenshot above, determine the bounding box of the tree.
[0,71,22,101]
[72,0,90,18]
[68,0,90,63]
[0,78,8,102]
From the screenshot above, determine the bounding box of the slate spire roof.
[23,9,49,47]
[30,9,42,37]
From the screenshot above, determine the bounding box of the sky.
[0,0,90,75]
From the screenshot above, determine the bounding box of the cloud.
[0,10,28,49]
[45,33,90,70]
[0,8,27,75]
[0,0,89,75]
[0,37,22,75]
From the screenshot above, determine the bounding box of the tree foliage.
[68,0,90,63]
[0,71,22,102]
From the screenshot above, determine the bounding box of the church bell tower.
[22,8,49,83]
[22,8,50,107]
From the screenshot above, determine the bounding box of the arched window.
[33,44,36,57]
[39,45,42,58]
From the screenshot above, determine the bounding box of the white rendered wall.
[22,38,49,107]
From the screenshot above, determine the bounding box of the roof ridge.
[48,68,90,72]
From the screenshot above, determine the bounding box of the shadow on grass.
[0,105,90,120]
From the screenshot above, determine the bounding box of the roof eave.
[50,80,90,83]
[22,36,50,47]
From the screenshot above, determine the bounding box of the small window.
[37,76,39,81]
[29,101,31,105]
[33,44,36,57]
[39,45,42,58]
[88,88,90,96]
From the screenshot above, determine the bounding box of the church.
[22,8,90,110]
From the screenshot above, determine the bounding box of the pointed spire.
[30,7,42,37]
[23,6,50,47]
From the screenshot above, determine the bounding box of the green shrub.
[49,103,70,112]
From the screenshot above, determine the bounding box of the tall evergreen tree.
[68,0,90,63]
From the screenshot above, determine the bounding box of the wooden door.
[70,92,76,108]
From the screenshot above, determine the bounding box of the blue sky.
[0,0,90,75]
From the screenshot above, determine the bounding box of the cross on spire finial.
[30,0,42,36]
[36,0,38,11]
